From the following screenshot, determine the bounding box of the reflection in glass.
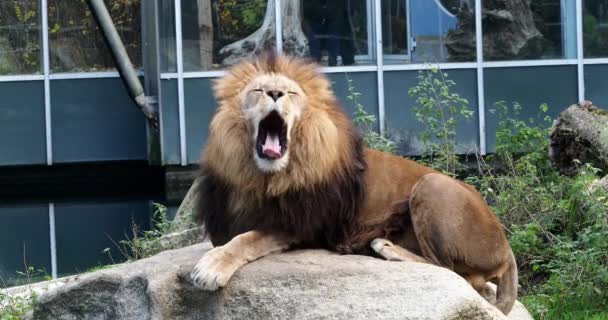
[483,0,577,61]
[160,0,176,73]
[382,0,476,64]
[181,0,271,71]
[583,0,608,57]
[0,0,40,75]
[300,0,372,66]
[48,0,141,73]
[382,0,408,58]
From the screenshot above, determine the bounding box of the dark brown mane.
[195,120,366,249]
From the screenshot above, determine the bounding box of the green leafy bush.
[346,76,397,154]
[115,203,197,261]
[0,291,36,320]
[468,102,608,320]
[408,68,475,176]
[0,266,46,320]
[404,69,607,318]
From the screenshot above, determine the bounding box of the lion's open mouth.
[256,110,288,160]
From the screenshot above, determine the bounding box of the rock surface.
[26,243,532,320]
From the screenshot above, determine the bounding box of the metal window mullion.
[175,0,187,166]
[49,203,57,279]
[383,62,477,71]
[0,75,45,82]
[576,0,585,101]
[482,59,578,68]
[373,0,385,135]
[405,0,412,61]
[275,0,282,53]
[41,0,52,165]
[366,0,374,58]
[475,0,486,155]
[583,58,608,64]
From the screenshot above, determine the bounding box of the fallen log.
[549,101,608,176]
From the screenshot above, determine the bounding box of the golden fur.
[192,53,518,315]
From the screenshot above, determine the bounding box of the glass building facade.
[1,0,608,284]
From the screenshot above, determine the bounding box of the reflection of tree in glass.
[214,0,310,66]
[0,0,40,75]
[48,0,141,73]
[211,0,266,64]
[439,0,474,15]
[211,0,368,67]
[583,0,608,57]
[215,0,266,42]
[446,0,545,61]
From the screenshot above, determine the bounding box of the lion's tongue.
[262,134,282,159]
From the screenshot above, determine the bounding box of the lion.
[190,52,518,315]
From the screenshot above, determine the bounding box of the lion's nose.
[267,90,284,102]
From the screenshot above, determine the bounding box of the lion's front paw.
[190,246,242,291]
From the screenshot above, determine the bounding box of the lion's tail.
[495,250,518,315]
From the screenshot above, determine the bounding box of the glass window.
[48,0,141,73]
[298,0,374,66]
[382,0,476,64]
[483,0,577,61]
[0,0,41,75]
[583,0,608,57]
[382,0,408,58]
[181,0,273,71]
[160,0,176,73]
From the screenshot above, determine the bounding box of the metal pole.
[475,0,486,155]
[87,0,158,128]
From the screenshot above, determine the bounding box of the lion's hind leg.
[408,172,517,315]
[371,238,430,263]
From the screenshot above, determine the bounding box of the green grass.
[0,266,46,320]
[0,291,36,320]
[84,264,117,274]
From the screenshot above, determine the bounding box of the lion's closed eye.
[287,91,298,96]
[251,89,263,94]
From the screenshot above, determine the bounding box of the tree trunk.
[219,0,308,65]
[549,101,608,176]
[197,0,213,69]
[445,0,544,61]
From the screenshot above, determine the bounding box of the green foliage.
[408,68,475,176]
[0,266,46,320]
[0,1,40,74]
[215,0,266,42]
[346,76,397,154]
[116,203,196,261]
[404,70,607,318]
[0,291,36,320]
[1,0,142,74]
[468,102,608,320]
[491,101,552,157]
[583,13,608,58]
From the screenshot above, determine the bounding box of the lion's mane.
[194,53,366,248]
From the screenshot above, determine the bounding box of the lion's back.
[357,148,436,223]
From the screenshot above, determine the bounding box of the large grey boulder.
[25,243,532,320]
